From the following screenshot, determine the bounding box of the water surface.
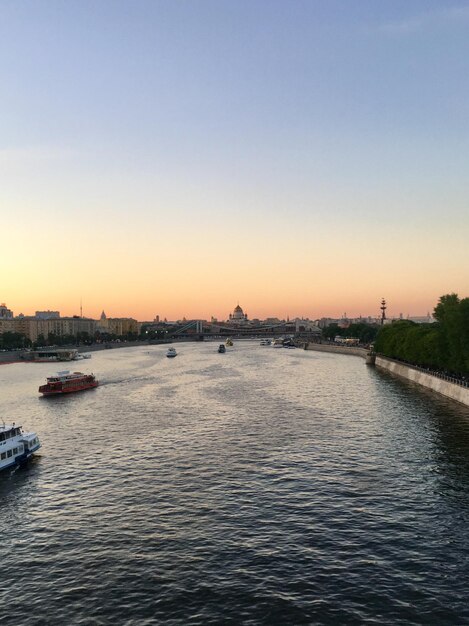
[1,342,469,625]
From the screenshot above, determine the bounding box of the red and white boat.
[39,370,99,395]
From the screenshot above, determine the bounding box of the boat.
[272,339,283,348]
[218,344,226,353]
[226,339,233,347]
[166,348,177,358]
[0,422,41,471]
[27,349,79,362]
[260,339,271,346]
[74,353,92,360]
[38,371,99,395]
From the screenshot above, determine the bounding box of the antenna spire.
[380,298,387,325]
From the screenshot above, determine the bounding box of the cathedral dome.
[231,304,246,321]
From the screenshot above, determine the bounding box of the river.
[1,342,469,625]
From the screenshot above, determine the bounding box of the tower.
[380,298,387,325]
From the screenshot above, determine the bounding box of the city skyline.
[2,1,469,319]
[1,297,434,324]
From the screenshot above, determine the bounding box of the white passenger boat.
[166,348,177,358]
[260,339,271,346]
[0,423,41,472]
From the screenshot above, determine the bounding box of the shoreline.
[0,339,172,365]
[304,342,469,408]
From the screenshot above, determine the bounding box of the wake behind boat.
[39,371,99,395]
[0,423,41,472]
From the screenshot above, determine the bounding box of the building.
[227,304,249,324]
[96,312,139,336]
[35,311,60,320]
[0,318,15,335]
[0,317,97,342]
[0,303,13,319]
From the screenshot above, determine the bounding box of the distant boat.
[27,348,79,362]
[226,339,233,347]
[272,339,283,348]
[166,348,177,358]
[260,339,271,346]
[218,344,226,353]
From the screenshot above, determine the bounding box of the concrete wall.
[304,344,469,407]
[375,356,469,407]
[304,343,368,358]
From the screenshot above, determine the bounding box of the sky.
[1,0,469,321]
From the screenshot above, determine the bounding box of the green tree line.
[374,294,469,375]
[322,322,379,344]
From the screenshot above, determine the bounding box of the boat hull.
[0,444,41,472]
[40,382,99,396]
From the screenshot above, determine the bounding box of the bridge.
[146,319,321,340]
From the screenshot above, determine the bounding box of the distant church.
[228,304,248,324]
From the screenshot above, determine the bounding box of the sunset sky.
[2,0,469,321]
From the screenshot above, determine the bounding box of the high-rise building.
[0,303,13,319]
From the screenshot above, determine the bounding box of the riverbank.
[375,355,469,408]
[0,339,174,365]
[304,342,368,358]
[304,342,469,408]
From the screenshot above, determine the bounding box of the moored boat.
[272,339,283,348]
[166,348,177,358]
[39,371,99,395]
[74,353,92,360]
[0,423,41,471]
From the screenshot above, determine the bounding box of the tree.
[434,294,464,372]
[322,323,341,340]
[0,332,29,350]
[374,293,469,376]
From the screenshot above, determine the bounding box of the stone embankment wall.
[375,356,469,407]
[304,343,368,358]
[304,343,469,407]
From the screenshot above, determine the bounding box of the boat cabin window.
[0,428,22,441]
[1,452,6,460]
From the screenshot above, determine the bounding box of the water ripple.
[1,343,469,624]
